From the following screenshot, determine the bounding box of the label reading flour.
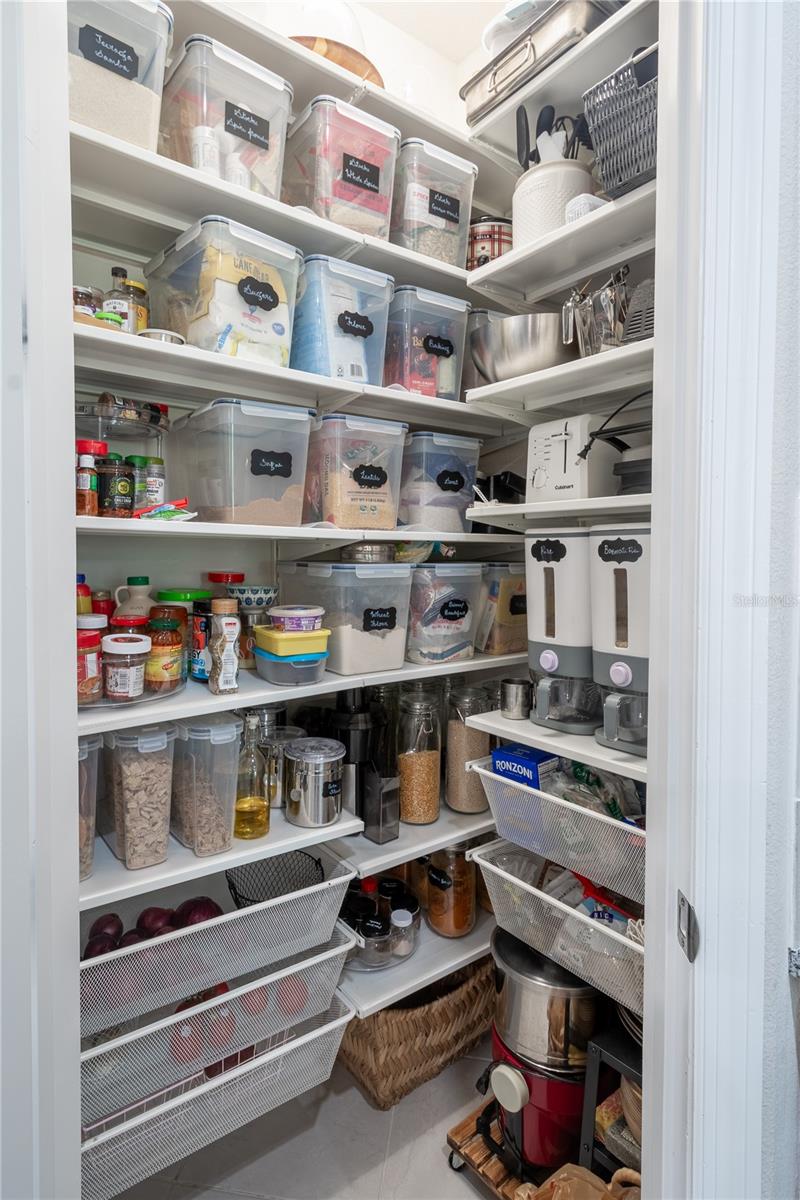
[363,607,397,632]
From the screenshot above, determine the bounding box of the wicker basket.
[338,957,495,1109]
[583,44,658,199]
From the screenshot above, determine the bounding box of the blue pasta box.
[491,743,560,791]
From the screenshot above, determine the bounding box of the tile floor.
[119,1038,492,1200]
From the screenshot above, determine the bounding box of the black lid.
[348,895,378,920]
[378,877,405,899]
[360,915,391,939]
[393,890,419,915]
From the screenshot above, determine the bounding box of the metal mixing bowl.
[469,312,578,383]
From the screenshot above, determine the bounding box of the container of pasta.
[302,414,407,530]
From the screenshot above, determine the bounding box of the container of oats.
[302,414,407,530]
[390,139,478,267]
[171,713,243,857]
[99,723,177,870]
[144,216,303,366]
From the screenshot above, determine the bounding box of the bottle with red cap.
[75,440,107,518]
[205,571,246,598]
[109,614,150,636]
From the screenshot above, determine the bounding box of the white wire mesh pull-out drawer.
[473,842,644,1015]
[471,763,646,904]
[80,850,355,1037]
[81,928,353,1127]
[81,998,353,1200]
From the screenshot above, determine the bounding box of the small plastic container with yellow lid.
[253,625,330,657]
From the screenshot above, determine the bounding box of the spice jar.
[426,844,477,938]
[411,856,431,909]
[146,619,183,694]
[102,634,151,702]
[145,456,165,505]
[398,694,441,825]
[125,455,149,509]
[97,455,135,518]
[359,915,393,967]
[378,877,406,919]
[77,630,103,706]
[446,686,491,814]
[76,454,99,516]
[390,909,417,959]
[103,274,149,333]
[208,599,241,695]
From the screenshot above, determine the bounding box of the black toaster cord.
[576,390,654,461]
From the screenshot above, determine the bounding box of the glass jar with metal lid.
[398,694,440,825]
[340,542,396,563]
[283,737,345,828]
[446,686,490,814]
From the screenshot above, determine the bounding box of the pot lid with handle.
[491,927,596,998]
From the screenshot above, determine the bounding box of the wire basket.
[471,764,645,904]
[473,841,644,1014]
[226,850,325,908]
[583,44,658,199]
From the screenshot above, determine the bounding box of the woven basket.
[339,957,495,1110]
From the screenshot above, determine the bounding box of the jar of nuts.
[398,694,440,825]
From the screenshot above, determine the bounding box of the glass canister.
[426,844,476,938]
[261,724,307,809]
[239,610,270,669]
[398,694,440,825]
[283,738,345,828]
[446,686,490,814]
[411,855,431,909]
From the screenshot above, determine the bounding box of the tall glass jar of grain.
[398,695,440,825]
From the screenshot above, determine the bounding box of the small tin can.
[467,216,513,271]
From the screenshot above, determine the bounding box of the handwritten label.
[237,275,279,311]
[78,24,139,79]
[423,334,454,358]
[427,866,453,891]
[530,538,567,563]
[224,101,269,150]
[250,449,292,478]
[353,464,388,489]
[323,780,342,799]
[436,469,465,493]
[342,153,380,194]
[363,607,397,632]
[509,594,527,616]
[337,310,374,339]
[597,538,644,563]
[429,189,460,223]
[440,597,468,622]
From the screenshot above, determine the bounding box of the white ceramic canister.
[512,161,594,250]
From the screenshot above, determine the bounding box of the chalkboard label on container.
[363,607,397,632]
[530,538,567,563]
[224,101,270,150]
[597,537,644,564]
[423,334,454,358]
[509,594,527,616]
[237,275,279,311]
[78,24,139,79]
[436,469,465,493]
[429,189,460,223]
[342,153,381,193]
[323,780,342,799]
[428,866,453,890]
[250,449,292,478]
[353,464,388,489]
[440,597,468,622]
[337,310,374,339]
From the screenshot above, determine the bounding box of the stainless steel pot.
[470,313,578,383]
[284,737,345,828]
[491,927,597,1074]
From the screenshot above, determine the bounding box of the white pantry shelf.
[467,493,652,531]
[466,710,647,783]
[328,808,495,879]
[337,910,495,1018]
[79,812,364,912]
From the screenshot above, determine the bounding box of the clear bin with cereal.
[171,397,312,525]
[406,563,483,665]
[475,562,527,655]
[398,431,482,533]
[159,36,292,199]
[390,139,478,267]
[145,216,303,366]
[446,686,490,814]
[67,0,173,152]
[398,693,440,825]
[98,723,177,870]
[303,414,407,530]
[171,713,243,857]
[78,733,103,881]
[282,96,400,239]
[383,286,470,401]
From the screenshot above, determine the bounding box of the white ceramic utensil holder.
[512,161,594,250]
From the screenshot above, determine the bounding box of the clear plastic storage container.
[475,562,527,655]
[78,733,103,881]
[171,713,244,857]
[159,36,292,199]
[290,256,393,385]
[280,562,413,675]
[282,96,400,239]
[406,563,483,665]
[303,414,407,530]
[383,286,471,401]
[390,139,478,267]
[171,397,312,525]
[99,723,177,870]
[67,0,173,151]
[145,216,303,365]
[398,431,482,533]
[253,648,329,687]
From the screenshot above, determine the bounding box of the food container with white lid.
[171,397,312,525]
[98,723,178,870]
[144,216,303,365]
[253,648,329,687]
[406,563,484,665]
[398,431,482,533]
[383,286,471,401]
[267,605,324,631]
[67,0,173,151]
[279,562,412,675]
[159,36,293,199]
[290,255,394,386]
[282,95,400,239]
[78,733,103,881]
[390,139,478,267]
[170,713,243,857]
[475,562,527,655]
[283,737,345,828]
[303,414,407,530]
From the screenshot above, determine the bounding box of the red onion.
[118,930,145,949]
[82,933,117,960]
[136,907,175,937]
[173,897,223,928]
[152,924,178,937]
[88,913,123,943]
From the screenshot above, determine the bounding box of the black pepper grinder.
[329,689,380,822]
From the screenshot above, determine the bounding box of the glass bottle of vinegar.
[235,714,269,839]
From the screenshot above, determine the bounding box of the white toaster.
[526,413,620,503]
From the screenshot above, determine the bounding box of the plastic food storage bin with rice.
[290,256,393,386]
[67,0,173,152]
[303,414,407,530]
[282,96,400,239]
[406,563,483,665]
[144,216,303,365]
[279,562,413,675]
[398,431,481,533]
[159,36,293,199]
[383,286,470,401]
[390,139,478,267]
[170,398,313,525]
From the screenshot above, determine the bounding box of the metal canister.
[340,542,396,563]
[467,216,513,271]
[283,738,346,828]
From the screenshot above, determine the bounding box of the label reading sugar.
[429,189,460,223]
[250,449,292,478]
[428,866,453,890]
[353,464,388,489]
[436,469,465,493]
[337,310,374,338]
[342,153,380,193]
[238,275,279,311]
[224,101,269,150]
[423,335,454,358]
[323,780,342,798]
[509,594,527,616]
[440,597,468,622]
[78,24,139,79]
[363,606,397,632]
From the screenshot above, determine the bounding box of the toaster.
[526,414,620,503]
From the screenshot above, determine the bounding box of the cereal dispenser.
[589,523,650,757]
[525,528,601,734]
